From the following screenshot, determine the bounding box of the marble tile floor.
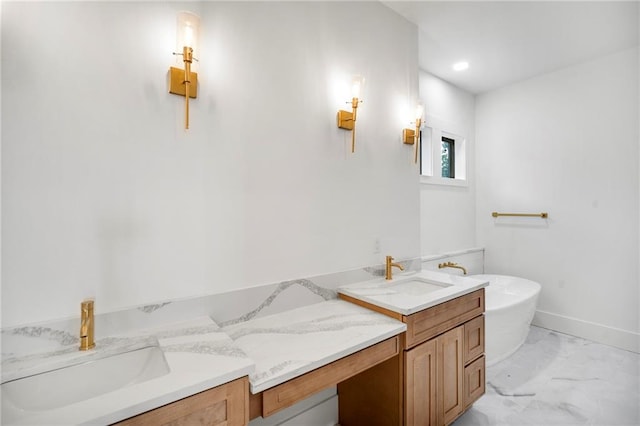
[454,326,640,426]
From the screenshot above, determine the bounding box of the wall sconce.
[402,102,424,163]
[169,12,200,130]
[336,75,365,153]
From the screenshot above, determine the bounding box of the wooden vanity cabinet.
[113,376,249,426]
[339,289,485,426]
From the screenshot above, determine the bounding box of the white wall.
[476,48,639,351]
[1,2,420,327]
[419,71,476,255]
[421,248,484,276]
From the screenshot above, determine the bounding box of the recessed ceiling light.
[453,61,469,72]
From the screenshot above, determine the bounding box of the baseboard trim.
[533,310,639,353]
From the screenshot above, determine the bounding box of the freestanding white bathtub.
[470,274,541,366]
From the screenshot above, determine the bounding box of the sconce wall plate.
[337,110,354,130]
[169,67,198,98]
[402,128,415,145]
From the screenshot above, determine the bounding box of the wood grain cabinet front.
[339,290,486,426]
[437,326,464,426]
[463,315,484,364]
[404,325,465,426]
[113,377,249,426]
[405,338,437,426]
[464,355,485,409]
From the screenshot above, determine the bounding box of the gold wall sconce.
[336,75,365,153]
[169,12,200,130]
[402,102,424,163]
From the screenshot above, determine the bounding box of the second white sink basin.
[2,345,170,411]
[387,277,452,295]
[338,270,489,315]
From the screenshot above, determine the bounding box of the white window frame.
[420,114,468,187]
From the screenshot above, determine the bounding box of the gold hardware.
[385,255,404,280]
[414,116,422,164]
[337,75,364,153]
[337,108,355,131]
[402,128,415,145]
[79,299,95,351]
[403,103,423,163]
[438,261,467,275]
[492,212,548,218]
[169,46,198,130]
[169,12,200,130]
[169,66,198,98]
[337,97,360,153]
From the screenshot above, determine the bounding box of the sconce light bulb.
[415,103,424,121]
[184,26,195,47]
[351,75,365,99]
[176,11,200,57]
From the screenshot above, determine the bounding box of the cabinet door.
[404,338,437,426]
[437,326,464,426]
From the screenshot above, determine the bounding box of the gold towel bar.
[492,212,548,218]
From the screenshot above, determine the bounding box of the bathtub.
[469,274,541,366]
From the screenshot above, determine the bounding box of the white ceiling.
[383,1,639,94]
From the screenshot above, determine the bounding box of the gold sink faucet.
[438,261,467,275]
[79,299,95,351]
[385,255,404,280]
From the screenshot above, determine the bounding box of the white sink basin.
[338,270,489,315]
[2,346,170,411]
[388,277,452,295]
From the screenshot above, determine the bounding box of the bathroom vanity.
[1,271,486,426]
[338,271,487,426]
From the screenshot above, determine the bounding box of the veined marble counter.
[1,317,255,425]
[222,299,407,393]
[2,295,407,422]
[338,270,489,315]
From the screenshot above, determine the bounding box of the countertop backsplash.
[2,257,421,362]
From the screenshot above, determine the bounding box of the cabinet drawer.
[463,315,484,364]
[404,289,484,349]
[263,336,400,417]
[463,356,485,409]
[114,377,249,426]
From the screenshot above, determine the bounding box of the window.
[420,115,467,186]
[441,136,455,178]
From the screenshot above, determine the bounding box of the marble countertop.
[338,270,489,315]
[1,317,255,425]
[2,298,408,423]
[222,299,407,393]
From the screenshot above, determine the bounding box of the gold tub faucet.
[438,261,467,275]
[385,255,404,280]
[79,299,95,351]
